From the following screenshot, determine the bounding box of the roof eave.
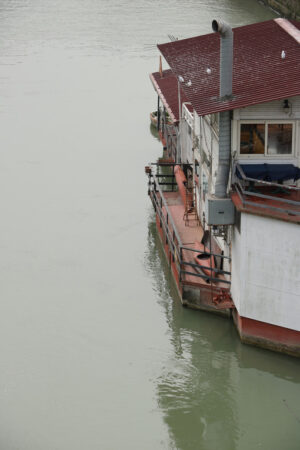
[149,73,178,124]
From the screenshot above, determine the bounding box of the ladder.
[183,178,199,226]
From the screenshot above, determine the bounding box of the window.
[240,122,293,156]
[267,124,292,155]
[240,124,265,154]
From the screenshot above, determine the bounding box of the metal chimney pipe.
[212,20,233,198]
[214,110,231,198]
[212,19,233,98]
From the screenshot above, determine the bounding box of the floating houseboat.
[146,18,300,356]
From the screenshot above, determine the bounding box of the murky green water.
[0,1,299,449]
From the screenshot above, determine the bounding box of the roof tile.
[157,19,300,116]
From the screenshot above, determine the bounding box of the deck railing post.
[179,246,183,282]
[172,230,175,262]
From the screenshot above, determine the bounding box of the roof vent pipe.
[212,19,233,98]
[214,110,231,198]
[212,20,233,198]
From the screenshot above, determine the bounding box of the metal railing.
[180,246,231,285]
[147,164,231,290]
[233,163,300,217]
[163,124,178,161]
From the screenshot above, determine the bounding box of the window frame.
[238,120,295,158]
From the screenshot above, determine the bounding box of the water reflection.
[145,217,300,450]
[149,123,160,141]
[146,218,238,449]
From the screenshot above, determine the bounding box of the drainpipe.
[212,19,233,198]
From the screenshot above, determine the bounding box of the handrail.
[235,180,300,210]
[183,260,231,276]
[181,269,231,285]
[152,173,182,247]
[150,162,191,167]
[150,188,181,274]
[148,165,232,287]
[235,183,300,217]
[160,123,178,161]
[234,164,300,215]
[181,246,231,260]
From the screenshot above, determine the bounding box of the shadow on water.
[145,214,300,450]
[145,215,239,449]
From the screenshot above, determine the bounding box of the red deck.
[231,187,300,224]
[163,192,202,244]
[156,191,233,310]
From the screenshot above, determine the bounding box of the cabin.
[147,18,300,356]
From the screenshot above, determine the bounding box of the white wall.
[196,115,219,203]
[181,104,194,163]
[186,99,300,330]
[231,213,300,331]
[191,96,300,199]
[231,214,244,314]
[234,96,300,120]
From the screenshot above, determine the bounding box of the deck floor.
[164,192,203,245]
[162,192,230,292]
[232,188,300,223]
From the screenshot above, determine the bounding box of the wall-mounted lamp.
[283,99,290,114]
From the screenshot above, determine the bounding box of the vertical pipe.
[215,110,231,198]
[212,20,233,98]
[212,19,233,198]
[157,95,160,131]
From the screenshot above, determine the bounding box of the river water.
[0,1,299,449]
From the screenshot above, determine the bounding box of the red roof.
[157,19,300,116]
[150,69,191,123]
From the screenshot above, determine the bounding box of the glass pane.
[267,124,292,155]
[240,124,265,154]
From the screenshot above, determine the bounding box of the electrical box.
[205,195,235,225]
